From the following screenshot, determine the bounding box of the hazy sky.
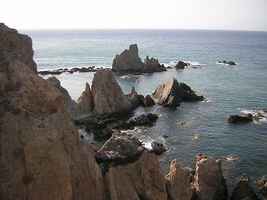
[1,0,267,31]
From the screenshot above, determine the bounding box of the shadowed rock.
[153,78,204,108]
[91,69,132,115]
[231,176,259,200]
[228,114,253,124]
[175,61,190,69]
[112,44,166,74]
[0,23,37,73]
[77,82,94,115]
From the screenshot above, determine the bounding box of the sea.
[25,29,267,187]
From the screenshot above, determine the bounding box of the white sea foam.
[240,109,267,124]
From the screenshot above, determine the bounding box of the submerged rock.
[153,78,204,108]
[228,114,253,124]
[91,69,132,115]
[77,82,94,115]
[218,60,237,65]
[0,23,37,73]
[166,159,195,200]
[231,176,259,200]
[193,154,228,200]
[175,61,190,70]
[112,44,166,74]
[105,151,168,200]
[47,76,77,117]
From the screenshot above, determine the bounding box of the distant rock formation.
[175,61,190,70]
[152,78,204,108]
[47,76,78,117]
[0,23,37,73]
[91,69,132,115]
[112,44,166,74]
[77,82,94,115]
[218,60,237,65]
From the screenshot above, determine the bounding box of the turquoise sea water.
[26,29,267,185]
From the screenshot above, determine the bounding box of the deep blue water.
[26,29,267,185]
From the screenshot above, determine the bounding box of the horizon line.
[21,27,267,33]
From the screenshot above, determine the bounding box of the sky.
[1,0,267,31]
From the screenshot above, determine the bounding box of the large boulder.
[175,61,190,70]
[193,154,228,200]
[0,57,105,200]
[95,132,144,164]
[231,176,259,200]
[112,44,166,74]
[112,44,144,74]
[166,159,195,200]
[91,69,132,115]
[77,82,94,115]
[105,151,168,200]
[0,25,105,200]
[0,23,37,73]
[47,76,77,117]
[153,78,204,108]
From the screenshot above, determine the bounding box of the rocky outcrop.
[0,23,37,73]
[77,82,94,115]
[256,176,267,199]
[143,56,166,73]
[193,154,228,200]
[91,69,132,115]
[175,61,190,70]
[153,78,204,108]
[105,151,168,200]
[228,114,253,124]
[151,141,167,155]
[112,44,166,74]
[0,55,105,199]
[143,95,155,107]
[218,60,236,65]
[166,160,195,200]
[39,66,98,75]
[47,76,77,117]
[127,87,144,109]
[231,176,259,200]
[95,132,144,164]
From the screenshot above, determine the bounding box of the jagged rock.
[125,113,158,128]
[0,23,37,73]
[112,44,144,74]
[231,176,259,200]
[175,61,190,70]
[47,76,77,117]
[0,53,105,199]
[91,69,132,115]
[127,87,144,109]
[166,159,195,200]
[143,56,166,73]
[95,132,144,164]
[77,82,94,115]
[153,78,204,108]
[105,151,168,200]
[150,141,167,155]
[193,154,228,200]
[228,114,253,124]
[112,44,165,74]
[143,95,155,107]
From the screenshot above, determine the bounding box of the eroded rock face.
[47,76,77,117]
[0,23,37,73]
[105,151,168,200]
[112,44,144,74]
[153,78,204,108]
[112,44,165,74]
[166,159,195,200]
[193,154,228,200]
[91,69,132,115]
[231,176,259,200]
[77,82,94,115]
[0,57,105,200]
